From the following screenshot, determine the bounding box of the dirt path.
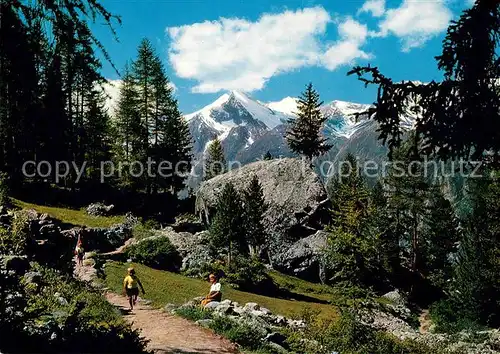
[74,258,239,354]
[105,292,239,354]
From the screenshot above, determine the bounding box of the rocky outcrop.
[274,230,328,280]
[85,203,114,216]
[156,228,215,273]
[196,158,330,260]
[173,298,305,353]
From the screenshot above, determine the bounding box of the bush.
[430,299,485,334]
[1,263,148,353]
[286,311,447,354]
[175,306,212,322]
[0,172,9,207]
[209,315,264,351]
[199,256,272,291]
[131,219,159,240]
[126,236,181,271]
[0,211,34,256]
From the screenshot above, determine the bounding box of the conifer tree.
[209,183,247,266]
[163,109,192,194]
[285,83,331,162]
[263,151,273,160]
[325,154,379,287]
[371,180,401,283]
[204,138,226,180]
[385,136,430,285]
[242,176,268,257]
[421,188,459,290]
[349,1,500,163]
[83,89,112,184]
[114,65,143,190]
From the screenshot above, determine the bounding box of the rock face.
[274,230,328,280]
[195,158,330,259]
[157,228,215,273]
[86,203,114,216]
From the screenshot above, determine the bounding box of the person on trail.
[201,274,222,307]
[123,267,145,311]
[75,238,84,266]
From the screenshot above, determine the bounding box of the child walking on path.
[123,267,145,311]
[75,236,85,267]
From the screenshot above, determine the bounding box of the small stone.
[164,303,177,313]
[243,302,260,312]
[204,301,220,309]
[265,332,287,346]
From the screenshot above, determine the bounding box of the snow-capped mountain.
[185,90,291,159]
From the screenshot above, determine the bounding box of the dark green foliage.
[285,83,332,161]
[325,154,381,288]
[371,181,401,282]
[430,298,485,334]
[0,212,33,256]
[422,189,459,290]
[0,172,9,206]
[209,183,246,265]
[126,237,181,271]
[113,39,192,195]
[175,305,267,351]
[175,306,212,321]
[263,151,273,160]
[204,138,226,180]
[287,310,447,354]
[0,263,147,353]
[242,176,268,256]
[348,2,500,163]
[222,255,270,291]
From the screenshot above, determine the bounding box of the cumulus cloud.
[378,0,452,51]
[321,17,372,71]
[167,7,332,93]
[358,0,386,17]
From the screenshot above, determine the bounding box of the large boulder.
[157,228,215,273]
[196,158,330,259]
[274,230,328,280]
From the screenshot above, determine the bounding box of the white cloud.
[167,7,331,93]
[378,0,452,51]
[321,17,372,71]
[358,0,386,17]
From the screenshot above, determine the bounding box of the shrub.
[1,263,148,353]
[209,315,264,351]
[430,298,485,334]
[199,256,272,291]
[286,311,448,354]
[131,220,158,240]
[0,172,9,207]
[175,306,212,322]
[0,211,34,256]
[126,236,181,271]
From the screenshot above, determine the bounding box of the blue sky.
[92,0,473,113]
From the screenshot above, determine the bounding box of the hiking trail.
[74,258,239,354]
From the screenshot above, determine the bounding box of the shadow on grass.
[247,278,330,305]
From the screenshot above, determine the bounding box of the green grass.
[105,261,338,320]
[12,199,125,228]
[268,270,334,302]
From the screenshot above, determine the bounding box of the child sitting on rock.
[201,274,222,307]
